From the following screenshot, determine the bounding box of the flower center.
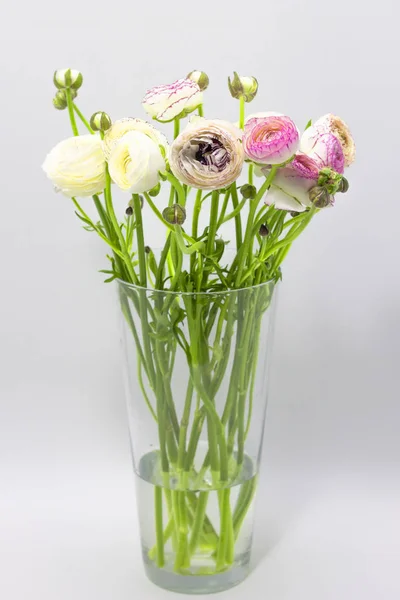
[192,137,230,172]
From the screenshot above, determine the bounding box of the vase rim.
[116,277,277,297]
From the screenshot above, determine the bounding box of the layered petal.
[42,134,106,197]
[142,79,202,122]
[264,153,319,212]
[103,118,168,160]
[243,113,300,165]
[108,131,165,193]
[301,114,355,167]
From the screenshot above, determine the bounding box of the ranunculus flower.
[108,131,165,193]
[142,79,202,122]
[169,118,244,190]
[42,134,106,197]
[265,154,319,212]
[301,131,345,174]
[301,114,355,167]
[103,118,168,160]
[243,112,300,165]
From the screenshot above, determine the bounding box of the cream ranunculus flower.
[103,118,169,160]
[108,131,166,193]
[142,79,203,123]
[42,134,106,197]
[169,118,244,190]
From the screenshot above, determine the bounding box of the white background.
[1,1,400,598]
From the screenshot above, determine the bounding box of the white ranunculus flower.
[142,78,202,122]
[103,118,169,161]
[108,131,165,193]
[42,134,106,197]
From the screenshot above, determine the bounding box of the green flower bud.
[318,167,343,194]
[148,182,161,197]
[309,186,332,208]
[162,204,186,225]
[128,195,144,211]
[259,224,269,237]
[90,111,112,133]
[337,176,349,193]
[53,68,83,90]
[240,184,257,199]
[228,72,258,102]
[187,70,209,91]
[52,89,77,110]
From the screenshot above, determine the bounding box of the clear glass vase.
[119,277,278,594]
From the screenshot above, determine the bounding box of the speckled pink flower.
[142,78,202,123]
[243,112,300,165]
[301,114,355,167]
[304,132,345,174]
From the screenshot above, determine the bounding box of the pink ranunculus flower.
[142,78,203,123]
[301,114,355,167]
[243,112,300,165]
[302,131,345,174]
[264,153,320,212]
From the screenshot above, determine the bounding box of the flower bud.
[318,167,343,194]
[53,68,83,90]
[309,186,332,208]
[228,72,258,102]
[259,224,269,237]
[337,176,349,193]
[187,70,209,91]
[127,196,144,212]
[148,182,161,197]
[162,204,186,225]
[145,245,151,254]
[125,206,133,216]
[240,183,257,199]
[90,111,112,133]
[52,89,77,110]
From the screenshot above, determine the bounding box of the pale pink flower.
[301,114,355,167]
[142,78,202,123]
[265,154,320,212]
[302,132,345,174]
[170,118,244,190]
[243,112,300,165]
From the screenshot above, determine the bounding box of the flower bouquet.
[43,68,355,594]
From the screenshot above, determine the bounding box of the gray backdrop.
[1,0,399,598]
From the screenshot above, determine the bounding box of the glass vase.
[119,277,278,594]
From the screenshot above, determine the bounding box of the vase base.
[143,550,251,594]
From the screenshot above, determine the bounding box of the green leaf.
[304,119,312,130]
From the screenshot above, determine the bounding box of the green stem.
[220,194,247,226]
[174,225,205,255]
[73,103,94,133]
[154,486,165,567]
[198,104,204,117]
[65,88,78,136]
[234,167,278,287]
[174,118,180,139]
[216,189,231,229]
[189,492,208,554]
[104,169,138,283]
[143,193,194,243]
[239,96,245,129]
[248,163,254,185]
[230,182,243,249]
